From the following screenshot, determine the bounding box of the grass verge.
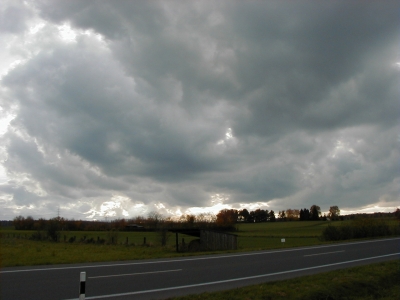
[166,260,400,300]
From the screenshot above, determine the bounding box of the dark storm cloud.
[0,1,398,219]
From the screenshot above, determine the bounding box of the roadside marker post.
[79,272,86,300]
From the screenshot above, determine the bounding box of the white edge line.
[89,269,182,279]
[304,250,345,257]
[2,237,399,274]
[64,252,400,300]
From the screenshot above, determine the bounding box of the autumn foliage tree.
[278,210,286,221]
[216,209,238,227]
[285,209,300,221]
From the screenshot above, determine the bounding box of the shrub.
[321,218,398,241]
[321,225,341,241]
[46,218,61,242]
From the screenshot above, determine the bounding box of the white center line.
[304,250,345,257]
[89,269,182,279]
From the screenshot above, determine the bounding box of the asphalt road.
[1,238,399,300]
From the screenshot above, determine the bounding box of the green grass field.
[1,220,398,267]
[236,221,332,250]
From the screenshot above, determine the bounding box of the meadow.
[236,220,332,250]
[1,220,398,267]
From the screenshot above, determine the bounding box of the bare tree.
[147,211,164,230]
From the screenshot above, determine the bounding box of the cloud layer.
[0,1,399,220]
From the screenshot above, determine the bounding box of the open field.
[1,220,399,267]
[0,230,199,267]
[166,260,400,300]
[236,220,332,250]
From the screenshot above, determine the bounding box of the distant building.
[125,224,145,231]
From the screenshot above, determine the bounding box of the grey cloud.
[0,184,40,206]
[0,1,33,34]
[0,1,398,219]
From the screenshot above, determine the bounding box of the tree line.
[11,204,337,231]
[216,205,342,226]
[11,212,218,232]
[12,206,399,232]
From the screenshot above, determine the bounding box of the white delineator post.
[79,272,86,300]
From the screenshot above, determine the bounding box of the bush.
[30,231,45,241]
[321,225,341,241]
[321,218,398,241]
[46,218,61,242]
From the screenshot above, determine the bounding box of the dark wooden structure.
[169,228,237,252]
[125,224,145,231]
[200,230,237,251]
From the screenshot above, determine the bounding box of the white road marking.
[1,237,399,274]
[304,250,345,257]
[63,253,400,300]
[89,269,182,279]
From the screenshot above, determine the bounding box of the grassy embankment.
[166,260,400,300]
[1,220,398,267]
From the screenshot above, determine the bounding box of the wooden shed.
[170,228,237,252]
[200,230,237,251]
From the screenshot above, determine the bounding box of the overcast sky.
[0,1,399,220]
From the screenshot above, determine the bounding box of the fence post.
[79,272,86,300]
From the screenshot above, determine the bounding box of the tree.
[269,210,276,222]
[196,212,216,225]
[13,216,25,230]
[111,218,127,230]
[35,218,47,230]
[310,205,321,220]
[328,206,340,220]
[278,210,286,221]
[300,208,310,221]
[185,214,196,226]
[238,209,250,222]
[286,209,300,221]
[394,208,400,220]
[178,214,196,227]
[253,209,268,222]
[147,211,164,230]
[216,209,238,227]
[25,216,35,230]
[249,210,256,222]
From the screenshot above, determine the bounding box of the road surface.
[1,238,399,300]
